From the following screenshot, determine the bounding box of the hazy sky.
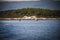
[0,0,40,1]
[0,0,60,11]
[0,0,60,1]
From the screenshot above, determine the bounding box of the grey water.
[0,20,60,40]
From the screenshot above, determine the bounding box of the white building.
[23,16,37,20]
[23,16,31,19]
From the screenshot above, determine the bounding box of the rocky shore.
[0,18,60,20]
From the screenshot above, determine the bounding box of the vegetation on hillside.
[0,8,60,18]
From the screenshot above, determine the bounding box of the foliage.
[0,8,60,18]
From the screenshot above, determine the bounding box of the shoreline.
[0,18,60,20]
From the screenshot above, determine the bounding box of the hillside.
[0,8,60,18]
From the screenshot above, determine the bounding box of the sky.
[0,0,60,11]
[0,0,40,1]
[0,0,60,1]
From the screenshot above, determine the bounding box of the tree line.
[0,8,60,18]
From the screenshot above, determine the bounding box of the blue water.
[0,20,60,40]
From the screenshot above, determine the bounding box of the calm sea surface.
[0,20,60,40]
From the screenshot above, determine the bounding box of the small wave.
[4,24,12,26]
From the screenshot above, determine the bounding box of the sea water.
[0,20,60,40]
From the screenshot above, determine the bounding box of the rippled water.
[0,20,60,40]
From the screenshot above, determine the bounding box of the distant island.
[0,8,60,20]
